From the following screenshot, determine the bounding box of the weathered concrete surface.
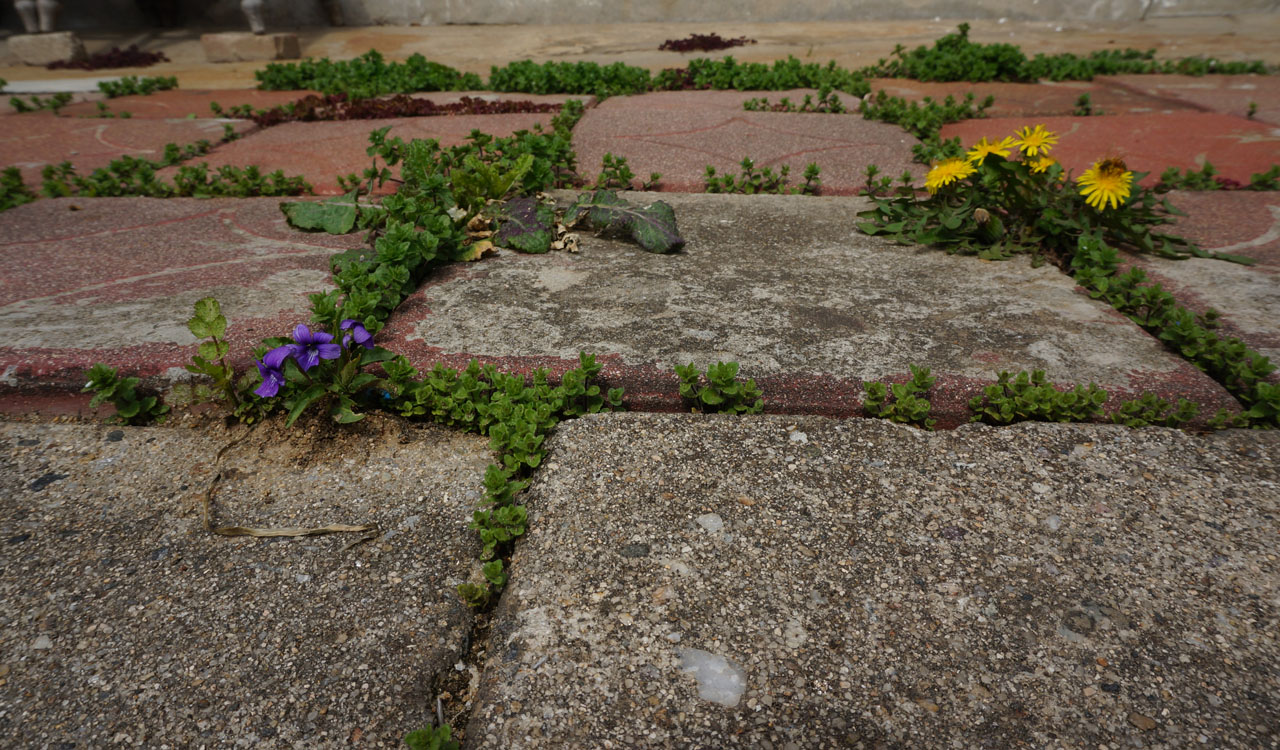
[200,31,302,63]
[940,113,1280,187]
[0,198,354,401]
[1132,191,1280,365]
[468,413,1280,749]
[869,77,1198,118]
[1103,74,1280,126]
[380,191,1237,424]
[177,113,556,195]
[0,415,491,747]
[0,115,258,187]
[6,32,85,67]
[574,95,919,194]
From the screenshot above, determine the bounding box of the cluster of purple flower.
[254,320,372,398]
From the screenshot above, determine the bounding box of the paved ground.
[1,16,1279,750]
[0,415,492,748]
[469,413,1280,749]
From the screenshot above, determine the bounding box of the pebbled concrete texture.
[380,191,1238,424]
[0,115,258,187]
[169,112,557,195]
[468,412,1280,749]
[940,112,1280,187]
[0,197,354,397]
[573,94,919,195]
[0,415,491,748]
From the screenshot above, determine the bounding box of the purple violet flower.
[340,319,374,350]
[288,324,341,372]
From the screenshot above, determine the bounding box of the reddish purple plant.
[250,93,561,127]
[659,33,756,53]
[47,45,169,71]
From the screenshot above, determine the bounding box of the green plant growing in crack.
[676,362,764,414]
[863,364,937,429]
[595,152,661,191]
[1,167,37,212]
[968,370,1108,425]
[9,91,72,114]
[859,90,994,164]
[705,158,821,195]
[97,75,177,98]
[82,364,169,425]
[1111,393,1199,428]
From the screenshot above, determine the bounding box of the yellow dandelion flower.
[1012,124,1059,157]
[1029,155,1058,174]
[966,136,1016,164]
[924,157,976,194]
[1077,157,1134,211]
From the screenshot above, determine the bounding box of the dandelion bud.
[973,208,991,225]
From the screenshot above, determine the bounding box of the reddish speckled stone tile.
[0,198,357,394]
[167,113,557,195]
[0,116,258,186]
[574,93,919,194]
[1102,74,1280,125]
[940,113,1280,187]
[868,78,1196,118]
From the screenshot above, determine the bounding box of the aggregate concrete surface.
[380,191,1238,423]
[468,413,1280,749]
[0,415,492,748]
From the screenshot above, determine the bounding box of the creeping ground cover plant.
[858,124,1278,428]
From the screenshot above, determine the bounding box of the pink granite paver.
[0,197,357,394]
[0,116,258,185]
[575,92,919,194]
[940,113,1280,186]
[1124,191,1280,365]
[175,113,557,195]
[868,78,1198,117]
[52,89,321,119]
[1102,74,1280,125]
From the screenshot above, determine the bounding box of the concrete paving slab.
[0,115,258,187]
[868,77,1198,118]
[468,413,1280,749]
[379,191,1237,425]
[1102,74,1280,126]
[0,415,491,747]
[573,93,919,194]
[940,113,1280,187]
[0,197,356,402]
[176,113,557,195]
[1127,191,1280,366]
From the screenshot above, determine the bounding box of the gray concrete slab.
[467,412,1280,749]
[0,415,491,747]
[379,191,1238,425]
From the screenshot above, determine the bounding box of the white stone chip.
[678,648,747,707]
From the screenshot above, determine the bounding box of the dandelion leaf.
[495,196,554,254]
[566,189,685,254]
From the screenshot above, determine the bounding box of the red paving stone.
[940,113,1280,186]
[52,89,322,119]
[173,113,557,195]
[575,92,919,194]
[1125,191,1280,366]
[0,116,259,186]
[593,89,863,112]
[867,78,1198,117]
[0,197,357,394]
[1102,74,1280,125]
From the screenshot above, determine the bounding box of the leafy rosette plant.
[857,123,1248,266]
[252,320,396,426]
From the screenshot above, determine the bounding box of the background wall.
[3,0,1278,33]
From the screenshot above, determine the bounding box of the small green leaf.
[280,189,359,234]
